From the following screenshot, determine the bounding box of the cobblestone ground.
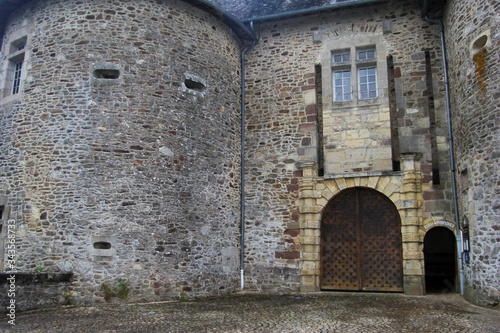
[1,293,499,332]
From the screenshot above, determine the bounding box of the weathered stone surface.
[0,0,497,310]
[443,0,500,307]
[0,0,242,307]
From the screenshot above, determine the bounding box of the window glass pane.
[12,61,23,95]
[357,49,376,60]
[358,66,377,99]
[333,70,352,102]
[333,51,350,63]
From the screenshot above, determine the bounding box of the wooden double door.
[321,187,403,292]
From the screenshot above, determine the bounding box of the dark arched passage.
[424,227,457,293]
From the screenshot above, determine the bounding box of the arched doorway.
[424,227,457,293]
[320,187,403,292]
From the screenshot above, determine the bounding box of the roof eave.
[241,0,389,24]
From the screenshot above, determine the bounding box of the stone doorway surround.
[296,153,425,295]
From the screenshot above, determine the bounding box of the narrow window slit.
[93,241,112,249]
[184,78,206,92]
[93,69,120,79]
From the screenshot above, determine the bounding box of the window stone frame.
[0,26,31,104]
[320,33,389,108]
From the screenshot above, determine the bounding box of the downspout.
[240,21,257,291]
[422,1,464,295]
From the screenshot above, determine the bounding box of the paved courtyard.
[1,292,499,332]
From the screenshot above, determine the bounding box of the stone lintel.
[298,190,322,199]
[403,252,424,260]
[300,236,320,245]
[301,252,320,261]
[402,233,422,242]
[395,200,422,210]
[401,216,422,226]
[299,205,323,214]
[299,221,320,229]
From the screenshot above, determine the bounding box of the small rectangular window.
[357,49,376,60]
[2,36,28,100]
[12,61,23,95]
[332,51,350,64]
[358,67,377,99]
[334,70,352,102]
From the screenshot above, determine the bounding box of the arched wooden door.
[321,187,403,291]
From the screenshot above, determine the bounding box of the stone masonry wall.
[0,0,242,308]
[243,0,453,292]
[443,0,500,307]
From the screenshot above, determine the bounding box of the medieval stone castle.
[0,0,498,310]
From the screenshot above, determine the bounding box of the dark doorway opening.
[424,227,457,293]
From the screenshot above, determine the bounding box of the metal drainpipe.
[422,2,464,295]
[240,21,257,291]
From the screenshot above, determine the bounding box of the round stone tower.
[0,0,246,307]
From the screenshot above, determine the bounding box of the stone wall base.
[0,273,73,312]
[404,275,425,295]
[464,284,500,308]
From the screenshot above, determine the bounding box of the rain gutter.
[421,0,464,295]
[185,0,257,41]
[241,0,388,24]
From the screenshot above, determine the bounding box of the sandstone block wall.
[443,0,500,306]
[0,0,242,308]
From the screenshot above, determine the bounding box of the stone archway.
[296,154,425,295]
